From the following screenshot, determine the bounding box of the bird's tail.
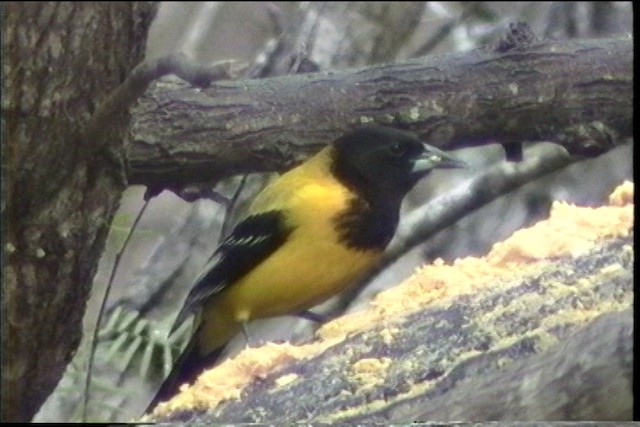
[145,331,223,414]
[146,305,244,414]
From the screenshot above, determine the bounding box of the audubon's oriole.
[149,125,466,409]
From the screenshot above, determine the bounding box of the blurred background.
[35,1,632,422]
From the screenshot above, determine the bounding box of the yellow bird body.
[197,147,381,353]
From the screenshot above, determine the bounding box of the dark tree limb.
[83,54,248,156]
[127,36,632,190]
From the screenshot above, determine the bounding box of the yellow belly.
[220,232,379,317]
[197,223,381,354]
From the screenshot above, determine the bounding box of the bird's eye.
[389,141,407,156]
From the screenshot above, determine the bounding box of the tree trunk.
[1,2,157,422]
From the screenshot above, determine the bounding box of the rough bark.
[1,2,157,422]
[127,36,632,189]
[369,309,632,422]
[152,233,633,423]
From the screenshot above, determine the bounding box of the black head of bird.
[331,126,466,201]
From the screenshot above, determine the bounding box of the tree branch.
[127,36,632,190]
[83,54,247,151]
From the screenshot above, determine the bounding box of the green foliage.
[99,305,192,379]
[52,306,192,421]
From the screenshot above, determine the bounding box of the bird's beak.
[411,143,468,174]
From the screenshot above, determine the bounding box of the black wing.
[170,210,292,332]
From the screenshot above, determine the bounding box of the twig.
[411,4,474,58]
[81,199,151,421]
